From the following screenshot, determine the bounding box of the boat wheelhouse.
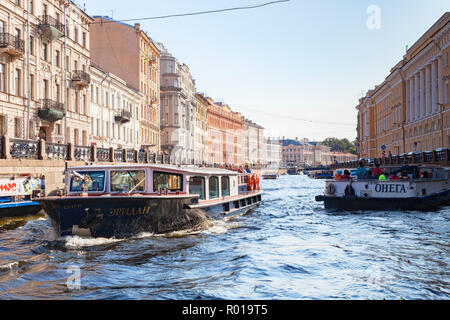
[39,164,263,238]
[315,166,450,211]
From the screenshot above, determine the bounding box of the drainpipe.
[26,0,31,140]
[64,1,69,144]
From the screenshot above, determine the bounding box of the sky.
[81,0,450,142]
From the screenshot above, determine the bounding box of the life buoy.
[248,175,254,191]
[256,175,260,191]
[326,183,336,195]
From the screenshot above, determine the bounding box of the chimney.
[134,23,141,31]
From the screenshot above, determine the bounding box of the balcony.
[38,99,65,122]
[114,110,132,123]
[39,15,65,42]
[71,70,90,89]
[0,33,25,58]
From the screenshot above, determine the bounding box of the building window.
[14,117,21,138]
[30,36,34,55]
[0,115,7,135]
[0,64,6,93]
[43,79,49,99]
[30,74,35,100]
[82,32,87,47]
[14,69,21,96]
[56,84,61,102]
[74,128,79,145]
[55,50,60,67]
[42,42,48,61]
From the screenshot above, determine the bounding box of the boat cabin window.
[110,170,146,193]
[209,176,219,199]
[189,176,205,200]
[70,171,105,192]
[221,176,230,197]
[153,171,183,192]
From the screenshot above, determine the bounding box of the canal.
[0,175,449,299]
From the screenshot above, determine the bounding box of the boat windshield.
[70,171,105,192]
[153,171,183,192]
[111,170,146,193]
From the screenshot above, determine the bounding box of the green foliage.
[321,137,357,155]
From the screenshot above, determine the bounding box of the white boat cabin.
[66,164,256,202]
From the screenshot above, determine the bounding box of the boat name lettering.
[0,182,17,192]
[109,206,151,216]
[374,184,406,193]
[63,204,82,210]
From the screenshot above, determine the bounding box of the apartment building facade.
[242,118,265,166]
[194,93,209,165]
[158,44,196,164]
[0,0,92,145]
[357,12,450,158]
[89,64,142,150]
[207,101,243,165]
[89,17,161,153]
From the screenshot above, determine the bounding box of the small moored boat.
[0,177,43,218]
[315,166,450,211]
[39,164,263,238]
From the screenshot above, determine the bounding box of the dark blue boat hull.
[315,189,450,211]
[0,201,42,219]
[39,193,263,238]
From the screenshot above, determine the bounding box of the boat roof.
[68,164,241,176]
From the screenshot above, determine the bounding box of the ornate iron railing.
[72,70,91,84]
[45,143,68,160]
[10,139,39,159]
[114,149,124,162]
[97,148,110,162]
[138,150,147,163]
[74,145,91,161]
[40,99,64,111]
[126,149,136,162]
[0,33,25,53]
[39,15,65,33]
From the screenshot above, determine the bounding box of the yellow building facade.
[357,12,450,158]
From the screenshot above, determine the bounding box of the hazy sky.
[82,0,449,141]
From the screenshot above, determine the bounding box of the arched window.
[221,176,230,197]
[209,176,219,199]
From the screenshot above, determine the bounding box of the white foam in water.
[0,261,19,272]
[64,235,123,249]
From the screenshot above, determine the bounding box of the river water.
[0,175,449,299]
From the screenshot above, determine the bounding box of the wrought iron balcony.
[39,15,65,41]
[71,70,90,89]
[114,109,132,123]
[38,99,65,122]
[0,33,25,57]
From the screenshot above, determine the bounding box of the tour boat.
[261,172,279,180]
[315,166,450,211]
[0,177,43,218]
[38,164,263,238]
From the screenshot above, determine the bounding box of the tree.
[321,137,357,155]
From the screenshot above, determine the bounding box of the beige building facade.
[90,17,161,153]
[0,0,92,145]
[357,13,450,158]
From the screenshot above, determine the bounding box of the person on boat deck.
[341,170,351,180]
[389,172,400,181]
[400,170,410,180]
[238,165,244,173]
[378,172,388,181]
[334,170,343,180]
[372,163,382,178]
[356,161,367,179]
[400,160,410,172]
[245,165,252,173]
[421,171,430,179]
